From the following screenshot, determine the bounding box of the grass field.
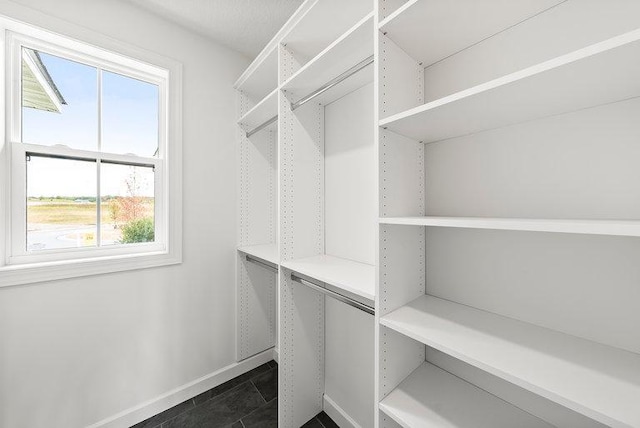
[27,198,153,225]
[28,202,102,225]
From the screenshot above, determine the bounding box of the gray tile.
[316,411,339,428]
[164,382,265,428]
[267,360,278,369]
[193,363,271,405]
[301,417,324,428]
[230,422,244,428]
[251,368,277,402]
[241,398,277,428]
[130,399,193,428]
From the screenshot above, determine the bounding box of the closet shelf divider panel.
[380,294,640,428]
[379,362,553,428]
[380,29,640,142]
[379,216,640,237]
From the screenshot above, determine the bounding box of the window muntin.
[8,31,168,265]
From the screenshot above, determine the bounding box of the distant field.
[28,202,101,225]
[27,198,153,225]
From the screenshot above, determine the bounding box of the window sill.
[0,250,181,288]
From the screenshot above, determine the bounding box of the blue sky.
[23,51,157,197]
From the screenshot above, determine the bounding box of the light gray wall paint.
[0,1,248,426]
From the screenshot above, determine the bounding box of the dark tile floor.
[131,360,339,428]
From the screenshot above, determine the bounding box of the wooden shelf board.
[282,254,374,304]
[380,29,640,143]
[236,45,278,101]
[380,295,640,427]
[379,0,563,66]
[238,243,278,266]
[281,0,372,62]
[379,216,640,237]
[238,88,278,130]
[379,362,552,428]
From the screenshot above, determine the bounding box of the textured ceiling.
[124,0,304,58]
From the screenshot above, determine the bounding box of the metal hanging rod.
[291,55,374,111]
[245,254,278,273]
[246,115,278,138]
[290,273,374,315]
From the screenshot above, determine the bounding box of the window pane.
[27,156,97,251]
[22,49,98,150]
[101,163,155,245]
[102,71,159,157]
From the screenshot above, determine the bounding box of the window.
[0,19,182,286]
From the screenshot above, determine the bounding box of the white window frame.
[0,16,183,287]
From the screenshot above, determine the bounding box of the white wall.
[0,1,249,427]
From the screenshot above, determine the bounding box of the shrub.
[121,217,154,243]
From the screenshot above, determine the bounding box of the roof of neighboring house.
[22,49,67,113]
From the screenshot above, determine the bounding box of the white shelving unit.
[234,38,279,363]
[379,362,552,428]
[378,1,563,66]
[282,255,374,307]
[376,1,640,428]
[237,88,278,132]
[381,295,640,428]
[380,29,640,143]
[282,13,374,106]
[235,1,376,427]
[236,1,640,427]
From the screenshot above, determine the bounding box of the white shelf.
[281,255,374,306]
[282,13,374,107]
[379,0,562,67]
[238,88,278,130]
[379,362,551,428]
[235,45,278,101]
[237,243,278,266]
[380,29,640,143]
[380,295,640,428]
[282,0,372,62]
[379,216,640,237]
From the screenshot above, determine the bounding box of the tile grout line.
[161,380,257,428]
[238,396,278,426]
[249,380,268,405]
[135,362,277,428]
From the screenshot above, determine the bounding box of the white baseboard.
[273,347,279,363]
[87,348,274,428]
[323,394,361,428]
